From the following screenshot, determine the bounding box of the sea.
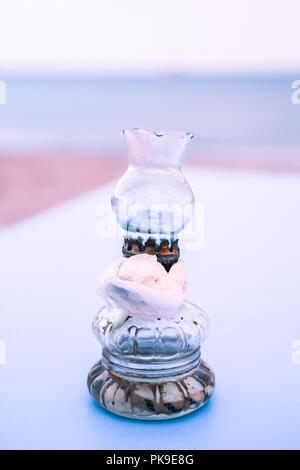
[0,75,299,159]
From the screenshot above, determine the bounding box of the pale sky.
[0,0,299,74]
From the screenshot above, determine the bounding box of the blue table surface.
[1,169,300,450]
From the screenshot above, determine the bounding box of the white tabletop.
[1,168,300,449]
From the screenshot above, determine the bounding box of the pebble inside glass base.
[88,359,215,420]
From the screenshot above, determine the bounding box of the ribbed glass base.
[87,357,215,420]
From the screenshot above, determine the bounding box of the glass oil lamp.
[87,129,215,420]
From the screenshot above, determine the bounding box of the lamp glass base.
[88,359,215,420]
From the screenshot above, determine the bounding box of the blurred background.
[0,0,300,227]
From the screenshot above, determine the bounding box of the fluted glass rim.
[121,128,194,141]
